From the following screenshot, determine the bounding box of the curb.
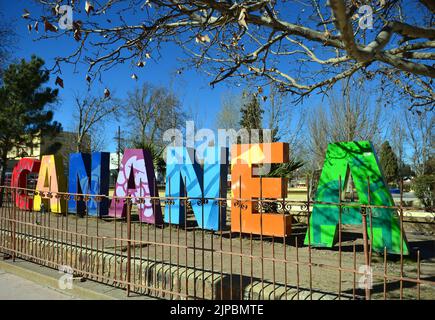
[0,258,117,300]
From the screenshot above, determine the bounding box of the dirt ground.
[1,204,434,300]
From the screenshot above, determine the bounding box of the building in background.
[6,131,91,175]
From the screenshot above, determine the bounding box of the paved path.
[0,268,79,300]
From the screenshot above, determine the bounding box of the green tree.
[413,157,435,211]
[379,141,399,184]
[0,56,61,192]
[239,92,264,143]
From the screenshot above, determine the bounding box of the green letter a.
[304,141,408,255]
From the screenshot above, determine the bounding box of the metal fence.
[0,183,434,300]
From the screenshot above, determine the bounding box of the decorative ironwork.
[196,198,209,206]
[233,200,248,210]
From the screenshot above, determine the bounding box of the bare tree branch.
[27,0,434,108]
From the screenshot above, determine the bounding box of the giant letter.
[33,155,67,213]
[304,141,409,255]
[231,143,292,237]
[68,152,110,216]
[164,146,228,230]
[11,158,41,210]
[109,149,162,224]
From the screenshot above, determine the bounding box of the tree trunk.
[0,154,9,207]
[76,134,82,153]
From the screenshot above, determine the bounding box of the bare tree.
[266,83,304,145]
[216,92,242,130]
[387,112,409,175]
[126,84,186,150]
[404,109,434,176]
[307,81,383,169]
[72,92,120,153]
[329,85,382,145]
[307,106,331,170]
[0,12,16,80]
[26,1,434,109]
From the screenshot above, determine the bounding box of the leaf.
[27,24,32,32]
[34,21,39,32]
[104,88,111,98]
[44,19,58,32]
[73,21,82,41]
[85,74,91,82]
[257,86,263,94]
[54,4,61,15]
[137,61,145,67]
[195,34,210,44]
[85,1,94,15]
[73,20,83,29]
[145,53,151,59]
[74,29,82,41]
[238,8,248,29]
[22,9,30,19]
[131,73,138,80]
[55,76,64,88]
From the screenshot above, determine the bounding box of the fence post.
[126,195,132,297]
[12,188,16,262]
[361,176,371,300]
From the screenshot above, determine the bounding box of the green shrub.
[413,175,435,211]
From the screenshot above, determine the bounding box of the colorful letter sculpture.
[11,158,41,210]
[164,147,228,230]
[68,152,110,216]
[304,141,409,255]
[231,143,292,237]
[109,149,162,224]
[33,155,67,213]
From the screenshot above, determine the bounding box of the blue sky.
[2,1,334,153]
[2,1,249,150]
[1,1,412,154]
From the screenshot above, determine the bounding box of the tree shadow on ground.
[342,275,435,298]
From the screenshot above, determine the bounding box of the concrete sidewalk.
[0,268,79,300]
[0,254,156,300]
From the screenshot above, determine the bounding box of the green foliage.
[0,56,61,181]
[413,175,434,210]
[239,92,264,141]
[413,157,434,211]
[131,140,166,177]
[267,160,304,179]
[379,141,399,183]
[399,162,414,179]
